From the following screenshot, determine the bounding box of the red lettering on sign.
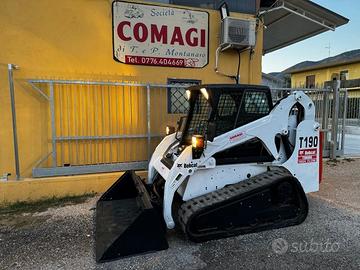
[117,21,206,48]
[151,24,167,44]
[125,55,185,67]
[117,21,131,41]
[185,28,198,47]
[200,29,206,47]
[133,23,148,42]
[170,27,184,45]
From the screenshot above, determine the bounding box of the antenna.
[325,42,331,57]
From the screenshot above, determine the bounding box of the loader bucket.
[95,170,168,263]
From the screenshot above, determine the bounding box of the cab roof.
[187,84,271,92]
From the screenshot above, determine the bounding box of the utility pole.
[325,42,331,57]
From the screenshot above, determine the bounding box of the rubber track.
[178,168,305,242]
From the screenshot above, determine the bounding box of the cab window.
[236,91,271,128]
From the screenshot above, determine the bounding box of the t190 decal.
[299,136,318,149]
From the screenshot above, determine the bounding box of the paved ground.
[344,134,360,157]
[1,159,360,270]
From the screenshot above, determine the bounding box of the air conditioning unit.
[220,17,256,51]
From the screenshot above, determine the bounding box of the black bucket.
[95,170,168,263]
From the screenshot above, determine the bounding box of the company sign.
[112,1,209,68]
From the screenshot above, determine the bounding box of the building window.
[340,70,349,80]
[306,75,316,88]
[331,73,339,81]
[167,79,200,114]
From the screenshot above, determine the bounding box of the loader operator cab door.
[213,90,272,136]
[180,84,273,144]
[179,84,274,164]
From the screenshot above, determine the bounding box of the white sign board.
[112,1,209,68]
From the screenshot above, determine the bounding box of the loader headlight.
[185,90,191,100]
[192,135,204,159]
[166,125,175,135]
[192,135,204,148]
[200,88,209,100]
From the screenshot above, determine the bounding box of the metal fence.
[6,74,348,178]
[28,80,188,177]
[346,97,360,126]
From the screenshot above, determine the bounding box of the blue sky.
[262,0,360,73]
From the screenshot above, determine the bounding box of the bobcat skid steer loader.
[95,84,322,262]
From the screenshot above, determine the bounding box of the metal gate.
[28,79,188,177]
[271,84,348,158]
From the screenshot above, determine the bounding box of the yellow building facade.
[0,0,265,202]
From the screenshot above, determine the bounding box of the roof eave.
[286,57,360,74]
[261,0,349,55]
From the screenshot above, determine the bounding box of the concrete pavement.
[344,133,360,157]
[1,159,360,270]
